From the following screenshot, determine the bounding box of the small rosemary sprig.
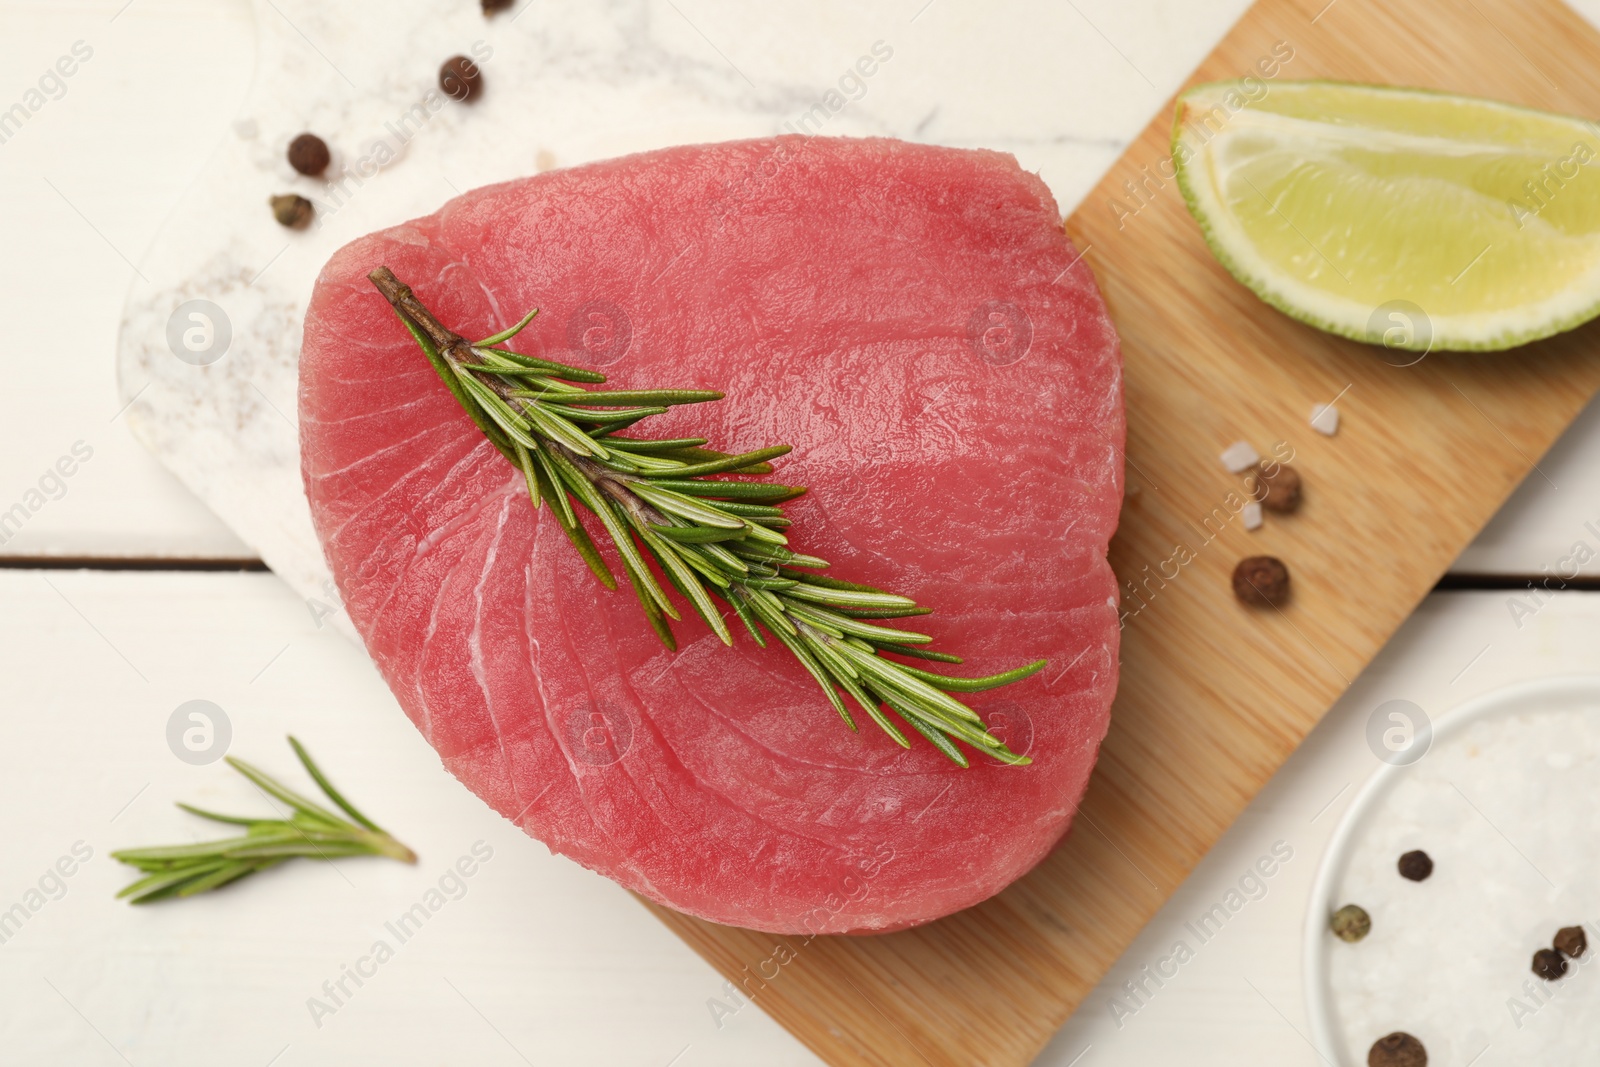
[369,267,1045,767]
[112,737,416,904]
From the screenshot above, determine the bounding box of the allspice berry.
[1331,904,1372,943]
[482,0,514,10]
[1533,947,1569,981]
[270,193,314,229]
[1250,462,1303,513]
[1231,555,1290,606]
[287,132,330,176]
[1368,1032,1427,1067]
[440,55,484,102]
[1397,850,1433,882]
[1555,925,1588,959]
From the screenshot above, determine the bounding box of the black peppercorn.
[1397,850,1432,882]
[1533,947,1569,981]
[1331,904,1371,943]
[270,193,314,229]
[1232,555,1290,606]
[1368,1032,1426,1067]
[440,55,484,102]
[287,132,330,176]
[1249,462,1303,513]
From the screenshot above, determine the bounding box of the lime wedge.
[1172,80,1600,352]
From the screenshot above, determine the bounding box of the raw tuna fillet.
[299,136,1123,934]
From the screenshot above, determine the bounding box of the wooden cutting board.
[643,0,1600,1062]
[645,0,1600,1063]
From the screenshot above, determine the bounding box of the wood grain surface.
[647,1,1600,1063]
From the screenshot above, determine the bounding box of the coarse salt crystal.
[1241,501,1263,531]
[1310,403,1340,435]
[1220,440,1260,473]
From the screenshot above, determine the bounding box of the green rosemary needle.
[111,737,416,904]
[368,266,1045,767]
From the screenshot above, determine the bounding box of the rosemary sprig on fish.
[368,266,1044,767]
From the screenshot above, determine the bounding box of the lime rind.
[1171,79,1600,353]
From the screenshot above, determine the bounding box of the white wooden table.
[4,2,1599,1064]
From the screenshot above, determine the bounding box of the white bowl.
[1303,674,1600,1065]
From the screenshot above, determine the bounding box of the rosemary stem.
[368,266,470,360]
[360,828,420,864]
[113,738,417,904]
[367,267,1044,767]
